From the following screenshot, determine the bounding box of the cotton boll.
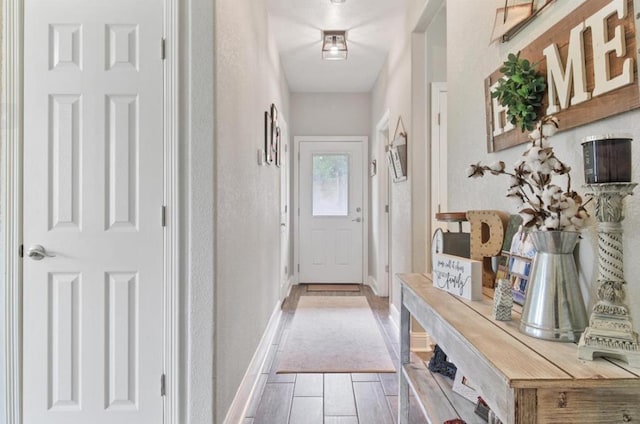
[528,196,541,208]
[529,128,541,141]
[544,216,560,229]
[489,161,506,174]
[542,185,562,205]
[520,210,536,226]
[541,123,558,137]
[539,137,551,149]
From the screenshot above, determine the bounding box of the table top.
[399,273,640,388]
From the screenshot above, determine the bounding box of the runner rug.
[276,296,396,373]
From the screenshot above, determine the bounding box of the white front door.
[298,139,365,284]
[23,0,164,423]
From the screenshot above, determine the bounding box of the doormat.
[276,296,396,373]
[306,284,361,292]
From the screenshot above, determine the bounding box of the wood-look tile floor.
[244,285,426,424]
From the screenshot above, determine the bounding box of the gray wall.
[370,2,417,318]
[290,92,371,136]
[214,0,290,421]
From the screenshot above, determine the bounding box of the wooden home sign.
[485,0,640,152]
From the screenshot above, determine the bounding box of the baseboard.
[280,275,293,301]
[389,303,400,335]
[367,276,379,295]
[223,301,282,424]
[367,275,390,297]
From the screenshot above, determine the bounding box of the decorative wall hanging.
[485,0,640,152]
[270,103,278,165]
[275,126,282,168]
[387,116,407,182]
[264,110,273,164]
[491,0,554,43]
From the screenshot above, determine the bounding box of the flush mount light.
[330,0,346,3]
[322,30,348,60]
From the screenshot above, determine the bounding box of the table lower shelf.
[402,362,485,424]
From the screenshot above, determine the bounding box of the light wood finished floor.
[244,285,426,424]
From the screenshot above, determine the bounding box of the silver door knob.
[27,244,55,261]
[352,217,362,223]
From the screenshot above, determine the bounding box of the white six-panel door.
[299,140,364,284]
[23,0,164,422]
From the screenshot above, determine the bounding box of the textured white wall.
[290,92,371,136]
[214,0,290,421]
[370,4,417,314]
[182,0,216,422]
[447,0,640,329]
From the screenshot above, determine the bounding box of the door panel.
[23,1,164,423]
[299,141,364,284]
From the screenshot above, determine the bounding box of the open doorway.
[369,111,391,297]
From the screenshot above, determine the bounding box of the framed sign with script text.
[486,0,640,152]
[432,253,483,301]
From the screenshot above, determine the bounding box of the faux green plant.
[491,52,547,132]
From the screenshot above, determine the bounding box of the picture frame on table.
[508,228,535,305]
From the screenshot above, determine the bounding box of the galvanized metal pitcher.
[520,231,588,342]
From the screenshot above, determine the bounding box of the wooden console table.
[399,273,640,424]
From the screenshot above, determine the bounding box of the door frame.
[373,111,391,297]
[293,136,369,285]
[1,0,181,422]
[279,117,291,300]
[430,82,448,268]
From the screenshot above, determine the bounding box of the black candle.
[581,134,632,184]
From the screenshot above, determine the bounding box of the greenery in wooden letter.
[491,52,546,132]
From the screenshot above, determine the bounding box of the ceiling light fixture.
[321,30,348,60]
[330,0,346,3]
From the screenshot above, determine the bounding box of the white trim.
[389,303,401,336]
[293,136,369,285]
[223,302,283,424]
[279,117,292,302]
[163,0,180,422]
[367,276,380,296]
[281,275,294,302]
[2,0,23,422]
[430,82,448,273]
[374,111,391,297]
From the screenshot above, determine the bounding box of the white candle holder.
[578,183,640,367]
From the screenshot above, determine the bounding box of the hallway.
[244,285,425,424]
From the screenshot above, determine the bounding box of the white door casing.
[375,111,391,297]
[430,83,448,270]
[279,118,291,300]
[297,138,366,284]
[23,0,165,422]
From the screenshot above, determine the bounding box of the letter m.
[543,22,591,115]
